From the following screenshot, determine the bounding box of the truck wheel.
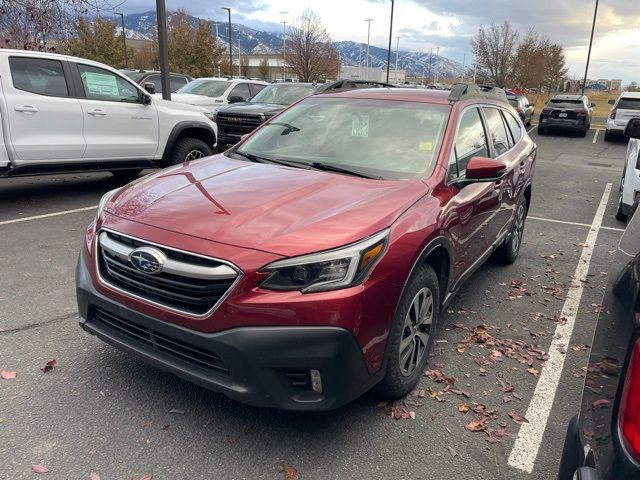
[495,195,527,265]
[374,264,440,399]
[604,130,613,142]
[579,128,588,137]
[167,138,213,166]
[109,169,142,181]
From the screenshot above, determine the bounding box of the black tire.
[374,264,440,399]
[604,130,613,142]
[579,128,588,137]
[616,194,628,222]
[164,137,213,167]
[494,195,527,265]
[109,169,142,181]
[537,126,545,135]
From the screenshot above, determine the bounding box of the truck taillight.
[620,339,640,463]
[515,107,521,113]
[542,108,552,115]
[577,111,587,117]
[611,109,617,120]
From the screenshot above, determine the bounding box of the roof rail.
[448,83,508,103]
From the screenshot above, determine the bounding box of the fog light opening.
[310,369,323,393]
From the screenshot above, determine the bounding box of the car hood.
[168,93,220,106]
[106,155,427,256]
[218,103,286,116]
[152,97,210,113]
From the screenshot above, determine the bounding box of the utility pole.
[281,21,287,81]
[155,0,170,100]
[421,54,426,86]
[462,53,466,80]
[358,45,362,79]
[582,0,599,94]
[394,36,400,84]
[237,38,241,76]
[364,18,374,81]
[434,46,440,83]
[385,0,394,83]
[214,22,221,76]
[115,12,128,68]
[222,7,232,77]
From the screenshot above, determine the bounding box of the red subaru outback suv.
[76,84,536,410]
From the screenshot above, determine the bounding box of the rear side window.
[230,83,251,101]
[169,75,188,92]
[249,83,266,96]
[482,107,510,157]
[618,98,640,110]
[77,64,140,103]
[9,57,69,97]
[503,111,522,142]
[452,107,489,177]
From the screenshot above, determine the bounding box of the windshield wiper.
[233,150,308,169]
[266,122,301,135]
[309,162,383,180]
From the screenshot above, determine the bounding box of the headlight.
[260,229,389,292]
[95,188,120,221]
[204,112,215,122]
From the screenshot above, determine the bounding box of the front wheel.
[164,138,213,167]
[374,264,440,399]
[495,196,527,265]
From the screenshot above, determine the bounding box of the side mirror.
[466,156,507,181]
[590,103,596,108]
[144,82,156,95]
[624,117,640,139]
[141,94,152,105]
[608,99,616,105]
[229,95,244,104]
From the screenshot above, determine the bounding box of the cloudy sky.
[119,0,640,83]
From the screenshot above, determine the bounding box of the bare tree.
[471,22,519,87]
[286,10,340,82]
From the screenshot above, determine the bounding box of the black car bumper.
[76,253,380,411]
[539,117,589,131]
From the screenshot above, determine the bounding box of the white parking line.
[0,206,97,226]
[528,215,624,232]
[592,129,600,143]
[527,125,537,134]
[508,183,612,473]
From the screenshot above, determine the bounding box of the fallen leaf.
[591,399,610,409]
[447,446,458,457]
[0,370,17,380]
[90,473,101,480]
[508,411,529,424]
[140,476,153,480]
[465,418,487,432]
[527,367,539,377]
[278,464,299,480]
[32,464,49,474]
[168,409,184,415]
[41,359,57,373]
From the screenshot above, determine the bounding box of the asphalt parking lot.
[0,126,629,480]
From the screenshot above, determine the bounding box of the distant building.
[242,53,296,81]
[339,65,405,84]
[563,78,623,93]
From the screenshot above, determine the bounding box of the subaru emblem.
[129,247,165,274]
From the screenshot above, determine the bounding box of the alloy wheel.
[511,202,526,254]
[399,287,434,377]
[184,150,206,162]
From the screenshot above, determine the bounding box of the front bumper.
[76,253,381,410]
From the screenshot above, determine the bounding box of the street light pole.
[155,0,171,100]
[222,7,232,77]
[364,18,373,81]
[281,21,287,81]
[385,0,394,83]
[582,0,599,94]
[115,12,128,68]
[394,36,399,84]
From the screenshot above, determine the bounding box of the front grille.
[97,230,239,316]
[91,307,230,376]
[216,113,264,138]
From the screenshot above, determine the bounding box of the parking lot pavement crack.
[0,311,77,335]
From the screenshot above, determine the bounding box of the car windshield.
[549,98,583,108]
[508,99,519,107]
[176,79,230,97]
[249,84,317,105]
[617,98,640,110]
[235,97,450,180]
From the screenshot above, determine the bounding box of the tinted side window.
[230,83,251,101]
[77,64,140,103]
[169,75,188,92]
[9,57,69,97]
[501,111,515,148]
[145,74,162,90]
[249,83,266,96]
[452,107,489,177]
[504,111,522,143]
[482,107,510,157]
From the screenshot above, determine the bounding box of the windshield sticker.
[351,114,370,137]
[419,141,434,151]
[82,71,119,97]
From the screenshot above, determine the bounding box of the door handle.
[14,105,38,113]
[87,109,107,116]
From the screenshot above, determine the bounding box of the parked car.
[76,83,536,410]
[616,118,640,221]
[0,50,216,178]
[605,91,640,141]
[165,78,267,112]
[538,94,594,137]
[557,207,640,480]
[506,92,534,126]
[214,82,320,150]
[120,69,191,94]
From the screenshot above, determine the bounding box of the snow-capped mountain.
[120,11,465,78]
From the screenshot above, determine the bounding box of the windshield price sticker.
[351,114,370,137]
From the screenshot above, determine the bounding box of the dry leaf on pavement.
[279,464,299,480]
[1,370,17,380]
[41,359,57,373]
[32,464,49,474]
[90,473,101,480]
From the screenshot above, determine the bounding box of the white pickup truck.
[0,50,217,179]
